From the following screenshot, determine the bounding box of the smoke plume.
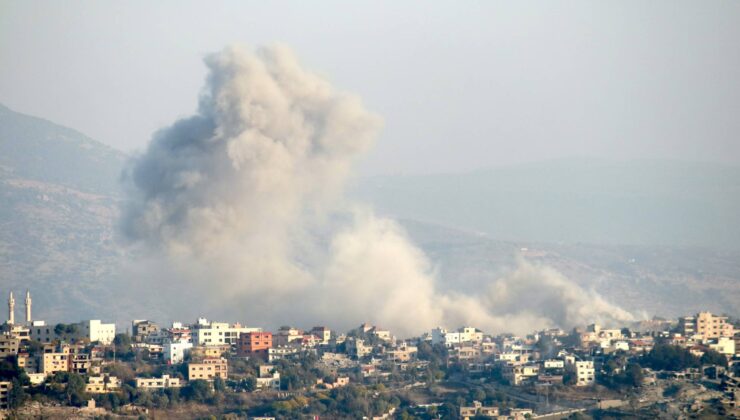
[121,45,633,336]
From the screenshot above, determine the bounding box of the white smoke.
[121,44,633,336]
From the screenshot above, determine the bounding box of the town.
[0,290,737,419]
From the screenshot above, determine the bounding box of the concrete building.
[81,320,116,345]
[132,320,159,343]
[0,381,10,410]
[29,320,116,345]
[256,365,281,390]
[274,327,303,347]
[310,327,331,345]
[237,331,272,358]
[86,375,120,393]
[680,312,734,340]
[431,326,483,347]
[503,364,540,386]
[0,335,19,358]
[135,375,182,389]
[575,361,595,386]
[188,357,228,381]
[346,338,373,358]
[192,320,261,346]
[41,349,70,376]
[708,336,735,356]
[164,341,193,364]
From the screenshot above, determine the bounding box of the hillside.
[350,159,740,250]
[0,103,737,325]
[0,103,128,322]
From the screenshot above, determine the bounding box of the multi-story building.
[81,320,116,345]
[0,381,10,410]
[135,374,182,389]
[346,338,372,358]
[237,332,272,358]
[575,361,595,386]
[192,320,261,346]
[164,341,193,364]
[695,312,734,339]
[69,353,93,375]
[310,327,331,345]
[256,365,281,390]
[188,357,228,381]
[41,348,70,376]
[680,312,734,340]
[503,364,540,386]
[0,335,19,357]
[132,320,159,343]
[273,327,303,347]
[29,320,116,345]
[431,326,483,347]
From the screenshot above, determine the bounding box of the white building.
[135,375,182,389]
[544,359,564,369]
[164,341,193,364]
[29,319,115,345]
[82,320,116,345]
[431,326,482,347]
[708,336,735,356]
[192,321,261,346]
[575,361,595,386]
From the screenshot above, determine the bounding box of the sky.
[1,1,739,176]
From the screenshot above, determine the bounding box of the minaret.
[25,290,31,324]
[8,291,14,325]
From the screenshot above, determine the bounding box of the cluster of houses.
[0,289,738,417]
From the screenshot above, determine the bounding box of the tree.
[700,349,728,367]
[641,344,699,371]
[213,376,226,392]
[182,379,212,403]
[64,373,87,406]
[7,378,27,409]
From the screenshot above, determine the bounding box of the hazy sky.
[1,1,739,175]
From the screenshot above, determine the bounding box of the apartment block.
[188,357,228,381]
[237,331,272,358]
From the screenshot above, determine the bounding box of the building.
[268,347,298,362]
[0,381,10,410]
[575,361,595,386]
[273,327,303,347]
[29,319,116,345]
[86,375,120,393]
[431,326,483,347]
[0,335,19,358]
[80,320,116,345]
[41,349,70,376]
[256,365,281,390]
[192,320,261,346]
[132,320,159,343]
[708,337,735,356]
[346,338,372,358]
[460,401,499,419]
[310,327,331,345]
[237,331,272,358]
[503,364,540,386]
[135,375,182,389]
[680,312,734,340]
[188,357,228,381]
[164,341,193,364]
